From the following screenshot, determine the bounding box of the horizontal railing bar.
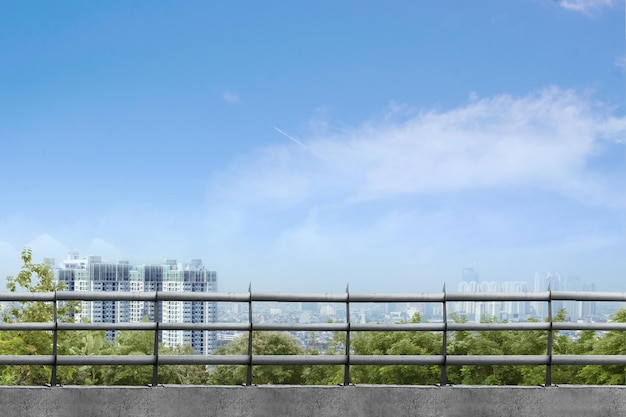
[1,322,623,335]
[57,291,158,302]
[350,355,444,366]
[553,322,626,331]
[551,291,626,301]
[348,293,444,303]
[70,321,626,333]
[3,321,623,333]
[1,290,623,303]
[447,322,551,331]
[251,355,348,366]
[351,323,445,331]
[445,292,550,302]
[0,291,250,303]
[0,356,55,365]
[1,354,625,367]
[57,322,157,331]
[159,323,251,331]
[0,292,56,301]
[446,355,548,366]
[252,292,347,302]
[253,323,347,331]
[56,356,156,366]
[159,355,250,366]
[146,292,251,302]
[0,323,55,331]
[57,322,344,332]
[551,355,626,365]
[55,321,626,333]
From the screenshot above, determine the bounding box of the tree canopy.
[1,248,624,386]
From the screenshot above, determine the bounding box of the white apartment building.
[54,253,217,354]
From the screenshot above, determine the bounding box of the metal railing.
[0,288,625,386]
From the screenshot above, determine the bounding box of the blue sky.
[1,0,624,293]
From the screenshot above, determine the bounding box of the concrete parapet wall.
[1,385,624,417]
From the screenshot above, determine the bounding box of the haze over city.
[1,1,624,293]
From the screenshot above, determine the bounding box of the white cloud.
[559,0,615,13]
[198,87,625,292]
[208,87,625,208]
[103,84,619,293]
[207,145,316,207]
[222,90,241,104]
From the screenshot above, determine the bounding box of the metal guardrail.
[0,289,625,386]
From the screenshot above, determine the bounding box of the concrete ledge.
[0,385,624,417]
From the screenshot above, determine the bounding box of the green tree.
[98,329,154,385]
[96,328,210,385]
[349,314,441,385]
[208,332,306,385]
[448,309,571,386]
[160,343,210,385]
[3,249,624,386]
[0,248,80,385]
[301,334,343,385]
[578,309,626,385]
[59,330,110,385]
[454,316,524,385]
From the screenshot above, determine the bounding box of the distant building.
[461,267,479,283]
[532,272,595,322]
[55,253,217,354]
[456,278,529,322]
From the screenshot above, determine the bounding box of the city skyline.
[44,249,604,295]
[1,2,624,293]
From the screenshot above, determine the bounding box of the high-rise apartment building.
[55,253,217,354]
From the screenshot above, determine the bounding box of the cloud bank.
[2,88,623,292]
[198,87,625,291]
[209,87,625,209]
[560,0,616,13]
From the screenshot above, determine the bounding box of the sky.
[0,0,624,293]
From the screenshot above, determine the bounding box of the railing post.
[343,284,351,386]
[440,284,447,386]
[152,291,159,387]
[546,284,553,386]
[246,284,253,386]
[50,288,58,387]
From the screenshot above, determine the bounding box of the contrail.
[273,127,329,162]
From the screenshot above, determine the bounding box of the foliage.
[208,332,306,385]
[0,249,208,386]
[160,343,211,385]
[578,309,626,385]
[349,313,441,385]
[98,329,210,385]
[0,248,79,385]
[1,248,625,386]
[301,335,343,385]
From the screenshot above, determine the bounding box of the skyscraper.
[55,253,217,354]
